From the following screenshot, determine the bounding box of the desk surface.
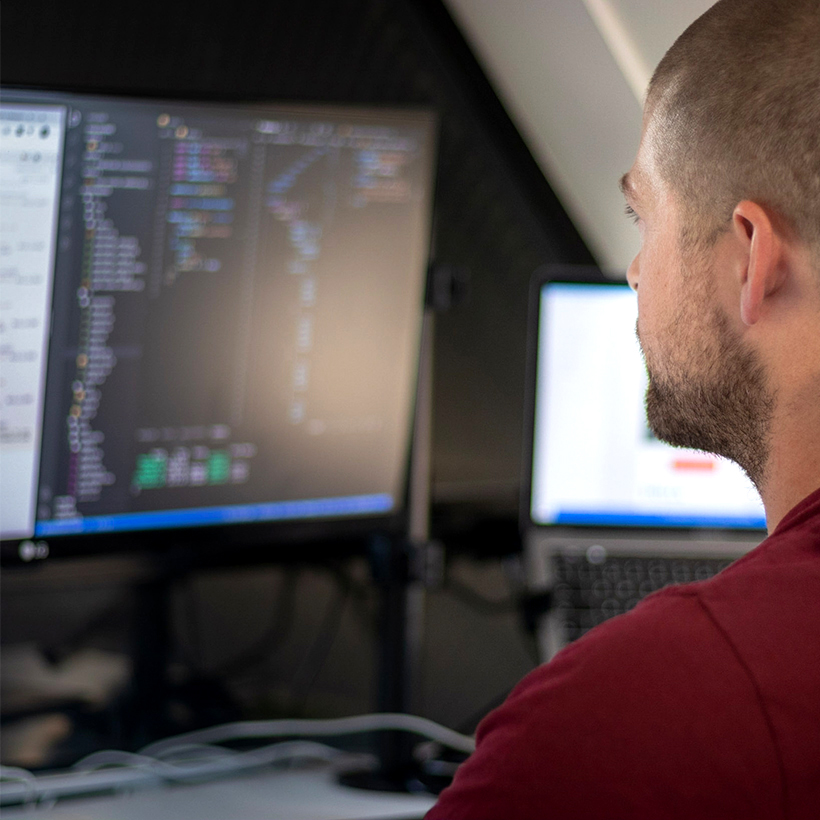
[0,763,437,820]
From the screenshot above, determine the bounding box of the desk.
[0,763,437,819]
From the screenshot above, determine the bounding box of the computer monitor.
[0,88,437,560]
[524,267,766,531]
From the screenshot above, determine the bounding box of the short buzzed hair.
[647,0,820,251]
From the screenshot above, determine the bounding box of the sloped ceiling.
[443,0,715,273]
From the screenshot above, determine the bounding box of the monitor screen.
[527,275,766,530]
[0,89,436,551]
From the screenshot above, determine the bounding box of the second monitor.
[0,89,437,553]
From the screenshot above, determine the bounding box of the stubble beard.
[641,286,775,491]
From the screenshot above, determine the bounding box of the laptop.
[521,266,766,660]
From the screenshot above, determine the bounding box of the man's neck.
[760,402,820,533]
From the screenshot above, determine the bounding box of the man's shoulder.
[427,586,783,820]
[482,581,776,770]
[427,511,820,819]
[505,584,723,713]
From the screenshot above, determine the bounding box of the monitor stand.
[341,306,438,793]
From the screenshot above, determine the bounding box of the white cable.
[149,742,244,762]
[141,712,476,758]
[0,766,38,804]
[74,749,178,772]
[0,740,356,806]
[76,741,345,781]
[0,714,474,807]
[0,765,38,785]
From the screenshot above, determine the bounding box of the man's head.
[622,0,820,492]
[646,0,820,255]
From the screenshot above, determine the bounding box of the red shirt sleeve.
[425,589,782,820]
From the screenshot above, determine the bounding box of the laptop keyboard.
[552,552,735,643]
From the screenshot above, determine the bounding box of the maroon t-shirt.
[427,487,820,819]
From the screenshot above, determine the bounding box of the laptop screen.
[528,276,766,530]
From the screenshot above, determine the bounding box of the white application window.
[0,104,66,539]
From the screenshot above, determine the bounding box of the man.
[426,0,820,816]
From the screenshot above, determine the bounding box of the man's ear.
[733,201,785,326]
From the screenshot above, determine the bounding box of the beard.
[641,300,775,491]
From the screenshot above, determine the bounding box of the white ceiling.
[443,0,715,273]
